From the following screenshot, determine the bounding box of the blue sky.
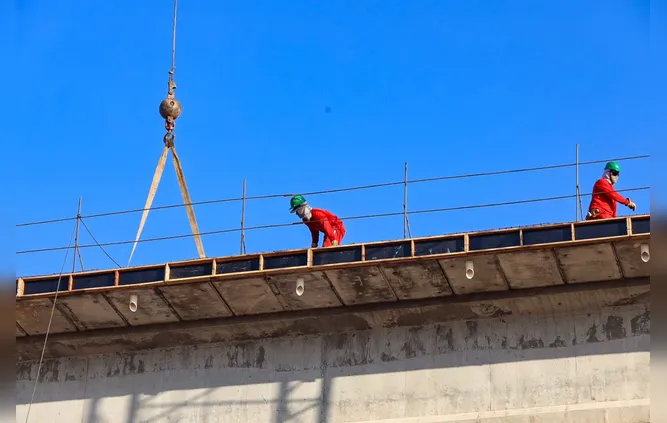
[7,0,657,277]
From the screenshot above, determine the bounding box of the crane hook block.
[159,97,182,120]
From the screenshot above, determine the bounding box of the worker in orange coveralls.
[289,195,346,248]
[586,161,636,220]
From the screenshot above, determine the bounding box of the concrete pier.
[17,300,649,423]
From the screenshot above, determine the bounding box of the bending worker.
[289,195,346,248]
[586,161,636,220]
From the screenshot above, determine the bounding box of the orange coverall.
[587,178,631,219]
[305,208,346,247]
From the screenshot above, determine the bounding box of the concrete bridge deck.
[16,215,652,423]
[16,215,650,361]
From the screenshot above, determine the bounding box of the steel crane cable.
[23,224,76,423]
[14,154,651,228]
[15,186,649,255]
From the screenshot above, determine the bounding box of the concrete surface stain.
[256,345,266,368]
[117,354,145,375]
[435,325,454,354]
[611,292,649,307]
[323,332,373,367]
[380,352,397,362]
[16,362,32,380]
[224,343,266,369]
[501,337,508,349]
[38,360,60,383]
[631,309,650,335]
[464,321,488,350]
[611,296,638,306]
[204,354,214,369]
[586,325,602,343]
[150,332,195,349]
[549,336,567,348]
[401,327,426,359]
[14,305,652,388]
[491,308,513,318]
[603,316,627,340]
[275,363,298,372]
[465,321,478,339]
[517,335,545,349]
[107,366,120,377]
[327,332,348,350]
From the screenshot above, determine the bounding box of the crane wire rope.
[15,185,649,255]
[15,154,650,228]
[23,223,77,423]
[127,0,205,266]
[80,218,122,267]
[171,0,177,75]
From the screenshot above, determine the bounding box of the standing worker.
[289,195,346,248]
[586,161,637,220]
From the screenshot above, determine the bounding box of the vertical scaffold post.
[403,162,412,238]
[240,179,247,255]
[575,144,584,221]
[72,197,84,272]
[575,144,579,220]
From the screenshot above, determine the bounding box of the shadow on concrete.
[16,303,650,411]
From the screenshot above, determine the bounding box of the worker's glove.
[332,240,339,246]
[627,199,636,211]
[311,242,318,248]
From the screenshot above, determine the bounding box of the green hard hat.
[605,161,621,172]
[289,195,307,212]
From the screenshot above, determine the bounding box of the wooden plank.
[167,262,214,280]
[438,255,508,295]
[211,277,284,315]
[379,261,453,300]
[167,257,215,269]
[262,250,309,270]
[105,288,180,326]
[631,216,650,234]
[574,218,628,240]
[496,250,564,289]
[118,267,165,286]
[57,293,127,330]
[265,271,342,311]
[613,239,650,279]
[22,275,71,296]
[555,243,622,283]
[159,282,233,320]
[323,266,397,306]
[16,324,26,337]
[15,299,78,335]
[469,229,521,250]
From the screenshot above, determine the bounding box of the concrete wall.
[16,303,650,423]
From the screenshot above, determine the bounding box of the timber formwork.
[16,215,651,360]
